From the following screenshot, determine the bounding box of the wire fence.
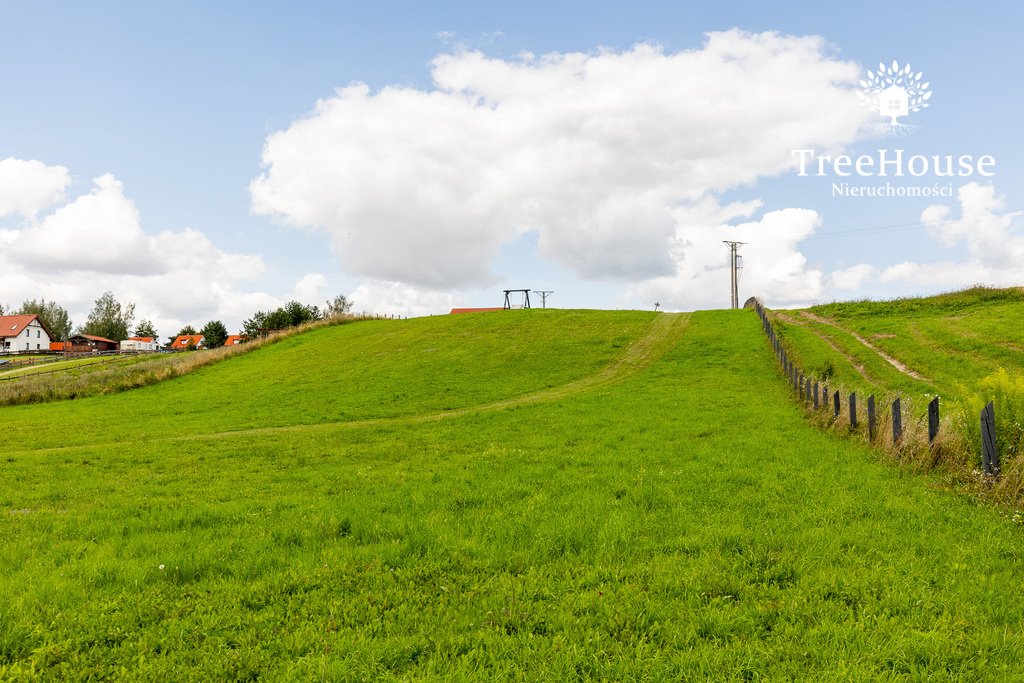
[753,300,1000,478]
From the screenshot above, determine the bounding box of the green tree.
[325,293,353,317]
[242,301,322,338]
[18,299,72,341]
[200,320,228,349]
[134,319,158,340]
[282,300,321,326]
[241,311,269,339]
[80,292,135,342]
[265,308,293,329]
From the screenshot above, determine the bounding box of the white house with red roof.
[169,334,204,350]
[120,336,158,352]
[0,314,53,353]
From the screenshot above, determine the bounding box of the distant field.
[3,308,1024,679]
[0,354,138,380]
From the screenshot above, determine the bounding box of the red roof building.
[169,334,205,350]
[65,334,119,353]
[223,335,244,346]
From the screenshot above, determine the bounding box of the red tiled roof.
[127,336,155,343]
[449,307,505,314]
[0,314,43,339]
[170,334,204,348]
[224,335,244,346]
[77,334,117,344]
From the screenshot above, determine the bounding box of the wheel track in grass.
[773,312,873,384]
[14,312,691,453]
[781,310,930,382]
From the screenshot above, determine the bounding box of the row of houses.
[0,314,244,354]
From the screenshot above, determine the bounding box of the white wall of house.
[120,340,158,352]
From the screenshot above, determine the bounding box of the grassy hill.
[3,308,1024,679]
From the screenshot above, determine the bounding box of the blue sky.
[1,1,1022,337]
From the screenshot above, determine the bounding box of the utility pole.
[536,290,553,308]
[722,241,746,309]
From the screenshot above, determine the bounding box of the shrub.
[953,369,1024,472]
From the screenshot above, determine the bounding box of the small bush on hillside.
[953,369,1024,472]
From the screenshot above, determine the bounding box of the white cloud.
[838,182,1024,292]
[0,157,70,218]
[10,174,156,274]
[350,280,455,317]
[292,272,327,302]
[920,182,1024,269]
[251,30,870,295]
[626,200,825,310]
[0,170,277,336]
[829,263,877,290]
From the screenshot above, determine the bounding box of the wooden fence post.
[892,397,902,444]
[928,397,940,445]
[813,381,820,409]
[822,385,828,410]
[805,377,812,403]
[867,395,876,442]
[833,391,840,418]
[849,392,857,430]
[981,401,999,477]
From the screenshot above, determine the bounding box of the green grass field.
[3,308,1024,679]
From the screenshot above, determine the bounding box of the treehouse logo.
[788,59,995,198]
[857,60,932,136]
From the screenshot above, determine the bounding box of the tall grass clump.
[951,369,1024,499]
[0,314,375,407]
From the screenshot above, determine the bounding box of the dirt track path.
[796,311,930,381]
[773,312,873,383]
[186,312,691,440]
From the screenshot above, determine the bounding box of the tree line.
[1,292,353,349]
